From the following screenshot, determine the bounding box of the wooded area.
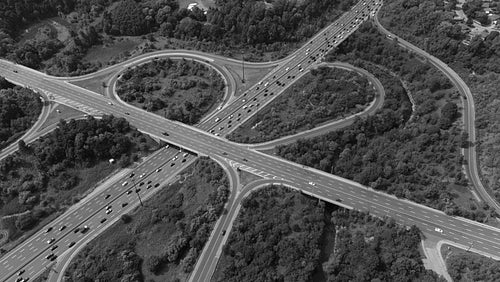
[214,186,443,282]
[65,158,229,282]
[380,0,500,212]
[116,58,225,125]
[0,0,358,75]
[0,79,42,150]
[276,23,491,221]
[228,66,375,143]
[0,115,153,246]
[446,249,500,281]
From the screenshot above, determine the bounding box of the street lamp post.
[241,51,245,83]
[130,176,144,207]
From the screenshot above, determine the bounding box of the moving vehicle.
[68,242,76,248]
[47,238,55,244]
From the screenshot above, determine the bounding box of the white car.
[308,181,316,186]
[434,227,443,233]
[122,181,128,186]
[139,173,145,178]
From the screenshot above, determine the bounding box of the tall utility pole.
[241,51,245,83]
[130,176,144,207]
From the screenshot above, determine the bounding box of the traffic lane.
[50,154,198,282]
[1,148,191,280]
[197,2,373,133]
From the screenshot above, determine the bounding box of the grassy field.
[40,104,85,130]
[228,66,376,143]
[65,158,229,282]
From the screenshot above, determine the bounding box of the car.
[16,278,23,282]
[170,163,175,167]
[129,173,135,178]
[100,218,107,224]
[104,194,111,199]
[154,183,160,188]
[122,181,128,186]
[107,102,113,105]
[183,153,188,158]
[139,173,146,178]
[50,255,57,261]
[13,70,18,73]
[68,242,76,248]
[162,132,169,136]
[336,198,342,202]
[135,188,141,193]
[46,227,53,233]
[217,105,222,110]
[147,184,152,189]
[156,168,162,173]
[222,152,228,155]
[434,227,443,233]
[50,245,58,251]
[106,209,112,215]
[74,228,80,233]
[81,225,90,233]
[18,270,25,276]
[126,190,132,195]
[59,225,66,231]
[122,202,128,207]
[182,158,186,162]
[106,205,112,210]
[47,238,55,244]
[215,117,220,122]
[139,182,145,186]
[45,254,54,260]
[222,230,226,236]
[147,180,152,184]
[242,158,248,162]
[308,181,316,186]
[124,112,130,115]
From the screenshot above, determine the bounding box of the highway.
[1,0,500,281]
[372,13,500,215]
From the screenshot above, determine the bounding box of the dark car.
[50,255,57,261]
[154,183,160,188]
[100,218,107,224]
[81,225,89,233]
[126,190,132,195]
[46,227,53,233]
[50,245,58,251]
[104,194,111,199]
[124,112,130,115]
[59,225,66,231]
[68,242,76,248]
[162,132,169,136]
[74,228,80,233]
[129,173,135,178]
[17,270,25,276]
[122,202,128,208]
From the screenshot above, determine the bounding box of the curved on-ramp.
[373,11,500,215]
[244,61,385,151]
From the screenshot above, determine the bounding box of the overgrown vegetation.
[0,78,43,150]
[116,58,225,125]
[214,186,443,282]
[0,116,156,246]
[275,23,491,221]
[0,0,358,76]
[228,66,376,143]
[445,248,500,281]
[65,158,229,282]
[379,0,500,212]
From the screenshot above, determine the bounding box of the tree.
[121,214,132,223]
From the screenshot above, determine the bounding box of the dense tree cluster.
[116,58,224,125]
[447,250,500,281]
[324,210,443,282]
[214,187,443,282]
[276,24,485,220]
[228,66,376,143]
[1,0,360,75]
[0,83,42,150]
[0,115,148,242]
[214,186,325,282]
[380,0,500,74]
[65,158,229,281]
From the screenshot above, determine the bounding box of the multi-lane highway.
[0,142,196,280]
[1,0,500,281]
